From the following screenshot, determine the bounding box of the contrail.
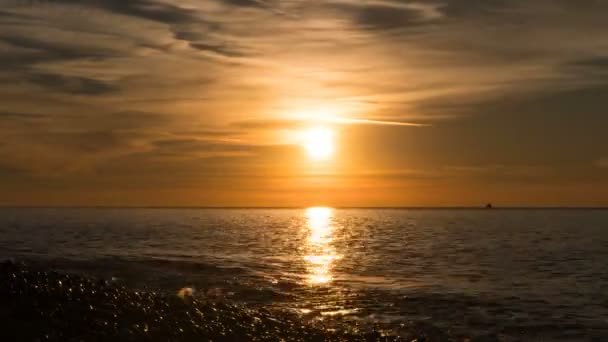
[325,117,429,127]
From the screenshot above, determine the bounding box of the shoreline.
[0,261,458,341]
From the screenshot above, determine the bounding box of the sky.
[1,0,607,207]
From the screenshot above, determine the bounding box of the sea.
[0,207,607,340]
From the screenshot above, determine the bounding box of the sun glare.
[304,207,339,285]
[302,127,335,161]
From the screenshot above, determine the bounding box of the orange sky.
[0,0,607,207]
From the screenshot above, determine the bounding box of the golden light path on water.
[304,207,342,285]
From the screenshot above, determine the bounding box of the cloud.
[0,34,117,69]
[330,117,429,127]
[0,110,177,174]
[40,0,201,25]
[0,112,46,119]
[87,111,172,131]
[26,72,119,95]
[444,164,552,180]
[570,56,608,69]
[356,3,443,30]
[416,82,608,119]
[41,0,256,59]
[327,1,443,31]
[0,161,23,177]
[188,42,249,58]
[231,118,302,130]
[597,158,608,168]
[231,116,427,130]
[220,0,267,8]
[152,138,255,155]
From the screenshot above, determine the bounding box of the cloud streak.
[327,117,429,127]
[232,116,428,130]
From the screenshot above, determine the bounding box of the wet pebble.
[0,261,462,341]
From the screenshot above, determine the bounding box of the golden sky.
[1,0,607,207]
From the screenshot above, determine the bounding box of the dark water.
[1,208,607,340]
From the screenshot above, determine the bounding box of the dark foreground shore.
[0,261,467,341]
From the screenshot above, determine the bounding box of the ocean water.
[0,207,607,340]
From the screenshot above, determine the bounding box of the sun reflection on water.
[304,207,341,285]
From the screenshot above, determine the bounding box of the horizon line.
[1,206,607,210]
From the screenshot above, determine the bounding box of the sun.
[301,127,335,161]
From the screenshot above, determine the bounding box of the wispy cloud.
[232,116,428,130]
[0,111,46,119]
[325,117,428,127]
[26,72,119,95]
[329,0,444,30]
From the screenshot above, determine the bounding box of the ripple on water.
[1,208,608,340]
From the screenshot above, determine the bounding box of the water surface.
[1,208,607,339]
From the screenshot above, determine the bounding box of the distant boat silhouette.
[485,203,493,209]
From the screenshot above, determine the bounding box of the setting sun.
[301,127,335,161]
